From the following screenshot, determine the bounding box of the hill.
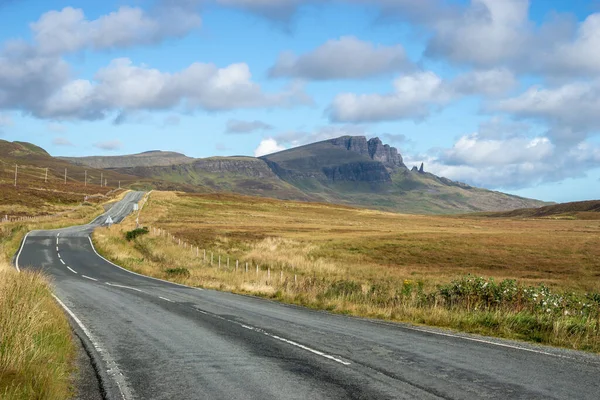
[59,150,194,169]
[480,200,600,220]
[61,136,548,214]
[0,140,205,216]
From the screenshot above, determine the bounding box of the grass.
[93,191,600,352]
[0,189,128,399]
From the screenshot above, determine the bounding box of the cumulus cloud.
[52,137,73,146]
[226,119,273,134]
[407,124,600,189]
[30,5,201,55]
[270,36,412,80]
[94,140,122,151]
[254,138,286,156]
[37,58,310,120]
[328,68,513,123]
[494,80,600,145]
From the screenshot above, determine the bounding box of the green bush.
[125,227,149,241]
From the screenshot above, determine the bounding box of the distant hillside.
[60,135,550,214]
[59,150,194,169]
[0,140,206,216]
[480,200,600,219]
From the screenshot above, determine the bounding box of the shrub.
[125,227,149,241]
[165,267,190,278]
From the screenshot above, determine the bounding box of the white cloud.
[52,137,73,146]
[270,36,411,80]
[254,138,286,156]
[30,5,201,55]
[226,119,273,134]
[495,80,600,145]
[450,68,517,96]
[93,140,122,151]
[39,58,311,120]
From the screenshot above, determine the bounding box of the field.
[94,191,600,351]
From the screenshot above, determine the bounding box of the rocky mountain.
[60,136,549,214]
[59,150,194,169]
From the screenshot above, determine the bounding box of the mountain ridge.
[57,135,549,214]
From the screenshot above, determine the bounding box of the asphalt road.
[15,191,600,399]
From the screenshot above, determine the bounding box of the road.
[15,191,600,399]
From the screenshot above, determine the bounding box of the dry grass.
[0,264,74,399]
[0,190,129,399]
[92,191,600,352]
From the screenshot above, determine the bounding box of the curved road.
[15,191,600,399]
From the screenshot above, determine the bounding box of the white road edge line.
[159,296,174,303]
[105,283,143,293]
[82,275,98,282]
[67,266,78,274]
[51,294,132,400]
[87,236,202,291]
[14,232,31,272]
[60,259,65,265]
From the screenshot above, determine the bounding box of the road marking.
[56,233,60,237]
[51,294,132,400]
[56,246,59,251]
[57,253,61,258]
[82,275,97,281]
[105,283,144,293]
[56,238,59,245]
[159,296,174,303]
[88,236,202,291]
[67,266,77,274]
[60,259,65,265]
[14,232,31,272]
[195,308,351,366]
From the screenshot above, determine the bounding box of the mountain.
[60,136,549,214]
[479,200,600,219]
[59,150,194,169]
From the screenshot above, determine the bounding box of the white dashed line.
[57,253,61,258]
[195,308,351,366]
[159,296,174,303]
[67,266,77,274]
[82,275,97,282]
[105,283,143,293]
[59,259,65,265]
[56,246,59,251]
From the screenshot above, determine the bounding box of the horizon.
[1,0,600,203]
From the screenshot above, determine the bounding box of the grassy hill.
[0,140,204,217]
[62,136,549,214]
[479,200,600,220]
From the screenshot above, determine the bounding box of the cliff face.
[322,162,391,183]
[329,136,406,169]
[192,157,278,178]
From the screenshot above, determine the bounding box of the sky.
[0,0,599,203]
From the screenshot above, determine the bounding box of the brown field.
[94,191,600,351]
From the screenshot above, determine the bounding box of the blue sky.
[0,0,599,202]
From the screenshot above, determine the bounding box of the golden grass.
[0,189,129,399]
[0,263,74,399]
[92,191,600,352]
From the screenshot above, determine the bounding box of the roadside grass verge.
[0,263,74,399]
[92,191,600,352]
[0,190,127,399]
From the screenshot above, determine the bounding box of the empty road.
[15,191,600,399]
